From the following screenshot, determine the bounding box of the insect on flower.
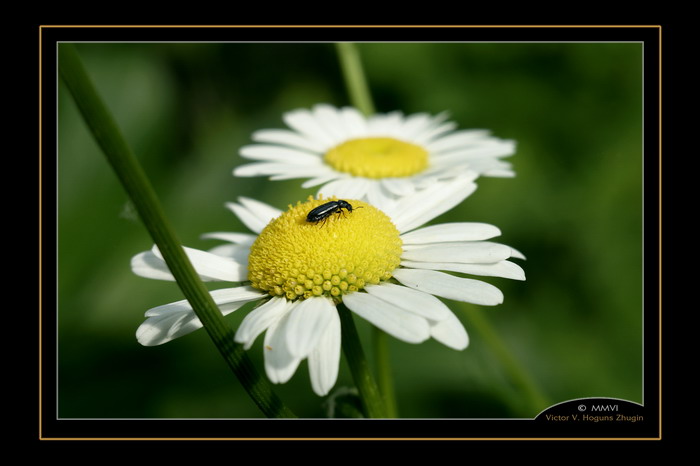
[306,200,360,225]
[131,186,526,397]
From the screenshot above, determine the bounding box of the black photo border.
[38,24,665,443]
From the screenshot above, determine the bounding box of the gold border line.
[40,24,662,442]
[38,24,663,28]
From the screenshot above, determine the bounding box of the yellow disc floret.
[247,196,403,302]
[324,137,429,178]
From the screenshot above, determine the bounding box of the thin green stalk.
[58,43,296,418]
[335,43,375,116]
[337,304,388,418]
[463,307,550,415]
[372,328,398,418]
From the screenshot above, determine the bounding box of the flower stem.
[58,43,296,419]
[372,328,399,418]
[335,42,396,417]
[335,42,375,116]
[462,307,551,416]
[337,304,388,418]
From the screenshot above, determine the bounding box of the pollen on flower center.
[324,137,429,178]
[247,196,403,301]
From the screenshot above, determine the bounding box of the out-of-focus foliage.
[57,42,643,418]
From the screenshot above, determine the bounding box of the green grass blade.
[58,43,296,419]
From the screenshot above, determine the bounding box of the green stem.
[372,328,398,418]
[335,43,375,116]
[58,43,296,419]
[463,307,550,415]
[337,304,388,418]
[335,42,396,417]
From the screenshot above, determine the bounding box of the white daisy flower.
[233,104,516,208]
[131,175,525,396]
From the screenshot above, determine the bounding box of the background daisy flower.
[131,175,525,397]
[233,104,516,209]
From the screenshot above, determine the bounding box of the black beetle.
[306,200,359,224]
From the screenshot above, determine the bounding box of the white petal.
[239,144,321,163]
[365,181,396,214]
[430,311,469,350]
[252,128,326,153]
[389,174,478,233]
[317,177,372,200]
[234,161,308,178]
[285,297,335,359]
[413,120,457,145]
[138,287,264,346]
[137,310,190,346]
[364,282,451,321]
[162,303,250,342]
[267,164,331,181]
[480,167,516,178]
[144,287,264,317]
[400,222,501,244]
[380,178,416,197]
[283,108,336,148]
[134,245,246,282]
[200,232,257,246]
[151,245,247,282]
[313,104,351,142]
[238,197,283,222]
[431,153,517,179]
[236,163,331,181]
[233,161,324,178]
[343,292,430,343]
[509,247,527,260]
[339,106,368,138]
[235,297,292,350]
[401,241,514,264]
[400,259,526,281]
[226,197,281,234]
[412,166,473,187]
[398,112,434,140]
[205,244,250,264]
[131,250,177,281]
[393,268,504,306]
[308,307,342,396]
[300,171,344,189]
[367,111,404,137]
[431,141,516,163]
[425,129,495,153]
[263,309,303,384]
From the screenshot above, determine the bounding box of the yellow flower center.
[247,196,403,302]
[324,137,429,178]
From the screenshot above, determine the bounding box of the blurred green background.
[57,42,643,419]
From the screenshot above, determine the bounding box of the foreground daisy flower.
[233,104,516,209]
[131,175,525,396]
